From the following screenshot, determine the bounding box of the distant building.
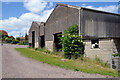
[0,30,8,37]
[20,37,25,42]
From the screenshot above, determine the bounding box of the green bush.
[24,40,28,45]
[18,41,24,45]
[18,40,28,45]
[16,37,20,41]
[60,24,84,59]
[11,39,19,44]
[112,53,120,57]
[35,48,38,50]
[5,37,12,43]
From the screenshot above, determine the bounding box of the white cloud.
[8,31,20,38]
[1,10,53,37]
[0,0,54,38]
[24,0,47,13]
[82,4,118,13]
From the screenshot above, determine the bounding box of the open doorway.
[32,31,35,48]
[54,32,62,52]
[40,35,45,48]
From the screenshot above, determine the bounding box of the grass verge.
[15,48,118,77]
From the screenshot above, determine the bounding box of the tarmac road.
[2,44,112,78]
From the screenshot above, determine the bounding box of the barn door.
[32,31,35,48]
[40,35,45,48]
[54,32,62,52]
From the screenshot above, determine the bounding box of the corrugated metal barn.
[29,3,120,63]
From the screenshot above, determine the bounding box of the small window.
[91,39,99,48]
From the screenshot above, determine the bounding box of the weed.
[15,48,118,77]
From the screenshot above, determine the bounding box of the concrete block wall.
[45,41,54,51]
[35,42,39,48]
[45,38,120,64]
[84,39,113,63]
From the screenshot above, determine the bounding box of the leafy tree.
[60,24,84,59]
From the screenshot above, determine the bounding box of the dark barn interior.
[54,32,62,52]
[32,31,35,48]
[40,35,45,48]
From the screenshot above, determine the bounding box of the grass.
[15,48,119,77]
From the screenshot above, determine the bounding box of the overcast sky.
[0,0,119,37]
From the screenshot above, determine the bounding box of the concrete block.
[45,41,54,51]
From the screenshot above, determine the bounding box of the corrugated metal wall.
[81,9,120,38]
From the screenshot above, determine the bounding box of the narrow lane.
[2,45,110,78]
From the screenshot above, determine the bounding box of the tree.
[25,33,28,41]
[60,24,84,59]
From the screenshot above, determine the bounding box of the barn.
[45,3,120,62]
[28,21,45,48]
[29,3,120,63]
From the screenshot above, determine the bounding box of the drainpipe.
[79,8,83,39]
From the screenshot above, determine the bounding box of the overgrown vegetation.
[16,48,118,77]
[112,53,120,57]
[60,24,84,59]
[94,56,109,68]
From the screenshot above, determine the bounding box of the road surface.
[2,44,112,78]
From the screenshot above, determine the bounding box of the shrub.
[24,40,28,45]
[5,37,12,43]
[112,53,120,57]
[18,41,24,45]
[18,40,28,45]
[60,24,84,59]
[11,39,19,44]
[35,48,38,50]
[16,37,20,41]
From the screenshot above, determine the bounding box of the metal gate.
[110,53,120,70]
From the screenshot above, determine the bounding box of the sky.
[0,0,120,38]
